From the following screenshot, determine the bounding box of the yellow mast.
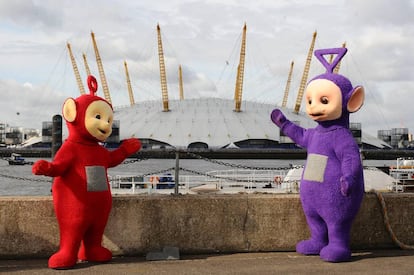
[157,24,169,112]
[66,42,85,95]
[234,23,247,112]
[82,53,91,76]
[124,60,135,106]
[91,31,112,104]
[233,64,240,101]
[333,42,346,74]
[281,61,294,108]
[178,65,184,100]
[293,31,317,114]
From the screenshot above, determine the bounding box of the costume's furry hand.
[32,160,53,176]
[270,109,287,128]
[119,138,141,156]
[340,176,350,197]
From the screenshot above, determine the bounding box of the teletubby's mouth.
[310,112,323,117]
[308,112,326,121]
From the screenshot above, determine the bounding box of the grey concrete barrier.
[0,193,413,258]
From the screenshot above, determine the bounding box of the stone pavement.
[1,249,414,274]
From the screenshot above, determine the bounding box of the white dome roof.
[115,98,315,148]
[114,97,391,149]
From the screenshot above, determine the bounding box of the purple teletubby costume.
[271,48,365,262]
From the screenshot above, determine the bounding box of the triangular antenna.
[314,47,347,73]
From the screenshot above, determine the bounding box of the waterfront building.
[378,128,412,149]
[0,123,40,147]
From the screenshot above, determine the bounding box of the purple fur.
[271,48,364,262]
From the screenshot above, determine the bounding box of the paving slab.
[1,250,414,274]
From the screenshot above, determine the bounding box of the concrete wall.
[1,193,413,259]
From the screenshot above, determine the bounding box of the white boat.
[388,158,414,192]
[284,166,396,193]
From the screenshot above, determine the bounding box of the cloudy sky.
[0,0,413,136]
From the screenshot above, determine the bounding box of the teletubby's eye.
[95,114,101,119]
[320,97,329,104]
[308,99,312,105]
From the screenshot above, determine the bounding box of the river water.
[0,158,394,196]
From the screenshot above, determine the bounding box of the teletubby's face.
[305,79,342,122]
[84,100,113,142]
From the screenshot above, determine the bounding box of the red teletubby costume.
[32,75,141,269]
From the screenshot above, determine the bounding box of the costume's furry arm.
[335,130,362,196]
[271,109,309,148]
[32,144,74,177]
[108,138,141,168]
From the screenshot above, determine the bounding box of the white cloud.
[23,82,33,89]
[0,79,66,128]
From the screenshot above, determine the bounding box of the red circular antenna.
[87,75,98,95]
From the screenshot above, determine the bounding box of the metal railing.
[109,157,302,195]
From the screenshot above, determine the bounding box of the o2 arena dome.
[114,98,390,150]
[115,98,314,149]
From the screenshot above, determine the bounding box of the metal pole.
[51,114,62,159]
[174,150,180,195]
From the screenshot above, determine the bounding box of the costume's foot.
[48,250,77,269]
[296,239,326,255]
[78,245,112,263]
[320,244,351,262]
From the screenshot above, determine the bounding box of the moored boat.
[7,153,32,165]
[389,158,414,192]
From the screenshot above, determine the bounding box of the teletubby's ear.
[62,98,77,122]
[347,86,364,113]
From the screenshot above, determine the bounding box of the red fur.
[33,93,140,269]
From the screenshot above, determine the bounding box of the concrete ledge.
[1,193,413,258]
